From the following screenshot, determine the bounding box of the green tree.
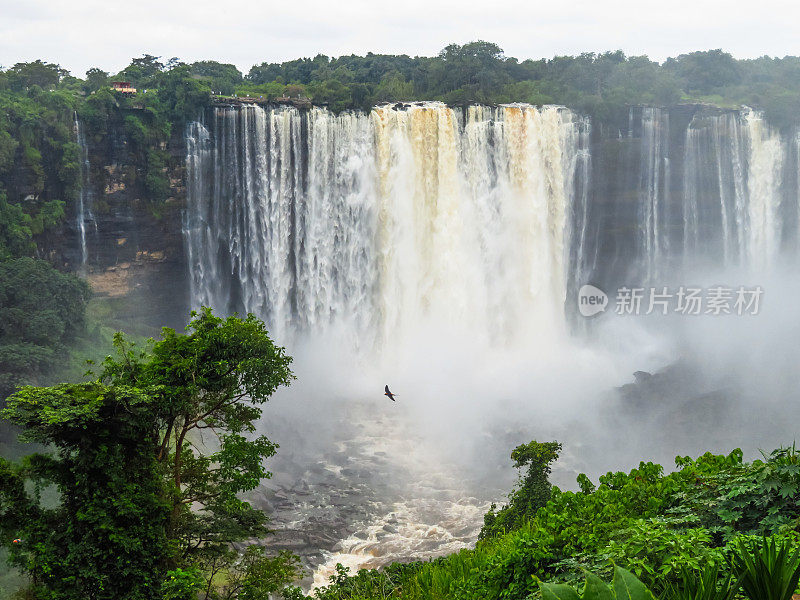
[83,68,109,93]
[372,72,414,102]
[435,41,511,103]
[0,191,33,259]
[155,64,212,124]
[6,60,67,91]
[99,308,294,569]
[664,50,741,94]
[188,61,242,95]
[118,54,165,88]
[0,309,297,598]
[0,383,169,600]
[200,546,301,600]
[481,440,562,538]
[308,79,352,112]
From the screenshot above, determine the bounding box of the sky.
[1,0,798,77]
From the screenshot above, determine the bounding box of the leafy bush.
[664,563,739,600]
[540,566,656,600]
[162,567,205,600]
[730,537,800,600]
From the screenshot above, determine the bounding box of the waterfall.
[795,130,800,253]
[185,119,214,308]
[185,102,587,348]
[74,113,95,268]
[638,107,671,282]
[567,116,593,288]
[187,102,797,343]
[681,111,748,266]
[744,109,784,270]
[622,107,789,282]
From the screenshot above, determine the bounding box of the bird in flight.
[384,385,397,402]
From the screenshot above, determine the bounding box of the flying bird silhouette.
[384,385,397,402]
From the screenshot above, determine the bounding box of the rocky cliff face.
[42,118,189,332]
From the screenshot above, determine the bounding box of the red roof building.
[111,81,136,95]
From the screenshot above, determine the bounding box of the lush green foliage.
[243,43,800,127]
[0,257,90,397]
[482,440,562,538]
[0,383,169,599]
[540,565,656,600]
[202,546,302,600]
[0,55,219,222]
[729,537,800,600]
[663,563,739,600]
[0,309,299,599]
[0,65,79,257]
[161,567,204,600]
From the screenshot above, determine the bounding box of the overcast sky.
[1,0,799,77]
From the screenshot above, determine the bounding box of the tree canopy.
[0,309,299,599]
[0,257,90,398]
[0,382,168,599]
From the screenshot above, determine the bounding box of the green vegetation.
[540,566,656,600]
[0,61,88,397]
[664,562,739,600]
[0,257,90,397]
[0,63,79,259]
[0,309,298,600]
[242,43,800,128]
[481,440,562,538]
[729,537,800,600]
[0,55,219,393]
[303,443,800,600]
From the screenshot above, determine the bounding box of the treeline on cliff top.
[4,42,800,128]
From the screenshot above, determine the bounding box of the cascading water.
[74,113,95,268]
[638,107,671,282]
[681,111,747,266]
[186,105,379,345]
[185,103,591,584]
[744,109,784,270]
[614,106,790,284]
[566,116,593,294]
[185,102,588,348]
[795,130,800,251]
